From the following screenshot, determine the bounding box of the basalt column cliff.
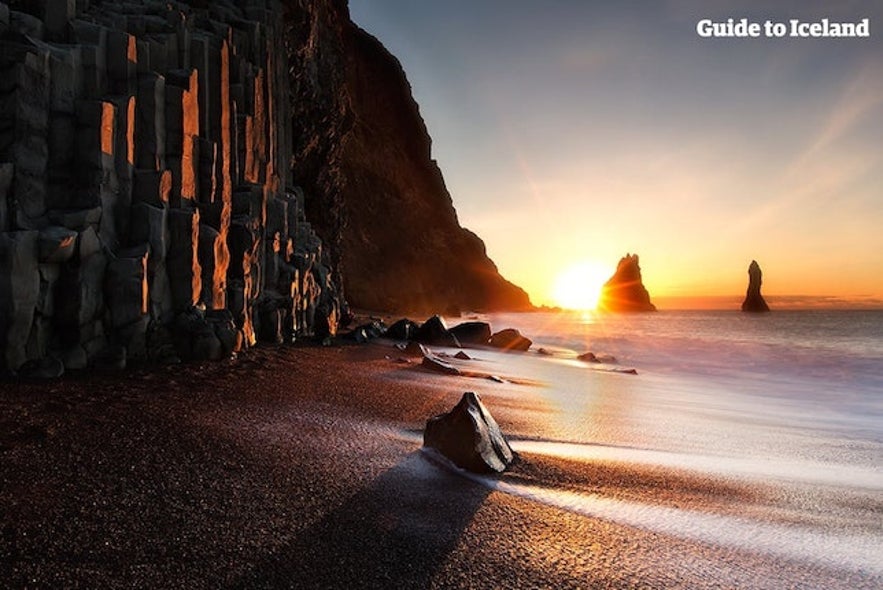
[0,0,343,376]
[284,0,531,313]
[0,0,531,376]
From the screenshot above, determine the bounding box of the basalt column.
[0,0,342,375]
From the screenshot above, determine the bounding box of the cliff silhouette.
[598,254,656,312]
[741,260,770,312]
[284,1,532,313]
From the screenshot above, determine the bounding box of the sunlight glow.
[552,261,611,310]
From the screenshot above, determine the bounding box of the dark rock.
[537,347,552,356]
[285,8,533,314]
[449,321,491,346]
[0,231,40,371]
[313,291,341,344]
[598,253,657,312]
[414,315,460,347]
[357,320,387,340]
[423,391,515,473]
[454,351,471,360]
[578,352,598,362]
[385,318,418,341]
[173,306,224,361]
[192,330,223,361]
[0,0,529,375]
[344,320,386,344]
[207,309,241,357]
[92,345,127,370]
[421,354,461,376]
[741,260,771,313]
[256,305,286,345]
[398,340,429,358]
[58,345,87,371]
[37,226,77,263]
[17,356,64,379]
[144,322,174,364]
[489,328,532,352]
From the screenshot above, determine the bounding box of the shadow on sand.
[233,451,491,589]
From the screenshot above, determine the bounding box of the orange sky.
[352,1,883,309]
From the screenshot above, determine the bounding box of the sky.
[349,1,883,309]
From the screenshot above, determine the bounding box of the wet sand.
[1,343,880,589]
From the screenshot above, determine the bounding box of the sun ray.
[552,261,612,311]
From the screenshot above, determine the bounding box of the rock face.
[598,254,656,312]
[424,392,515,473]
[0,0,342,374]
[741,260,770,313]
[284,2,532,314]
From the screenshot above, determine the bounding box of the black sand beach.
[3,342,878,589]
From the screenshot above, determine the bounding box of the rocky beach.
[2,1,882,588]
[4,311,882,588]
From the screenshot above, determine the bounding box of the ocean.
[418,310,883,587]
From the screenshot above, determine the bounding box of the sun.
[552,261,611,310]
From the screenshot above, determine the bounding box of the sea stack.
[741,260,770,312]
[598,254,656,312]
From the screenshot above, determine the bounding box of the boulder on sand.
[421,354,461,376]
[386,318,418,341]
[449,321,491,345]
[413,315,460,347]
[424,392,515,473]
[489,328,532,352]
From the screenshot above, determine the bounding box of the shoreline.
[2,340,881,588]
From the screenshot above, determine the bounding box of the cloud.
[797,60,883,164]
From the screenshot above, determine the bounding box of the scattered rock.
[486,375,505,384]
[345,319,387,343]
[449,321,491,345]
[424,392,515,473]
[489,328,532,352]
[397,340,430,358]
[386,318,418,341]
[536,347,552,356]
[741,260,770,313]
[578,352,598,362]
[421,354,461,376]
[453,351,471,360]
[414,315,460,347]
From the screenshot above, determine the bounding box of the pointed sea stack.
[598,254,656,312]
[741,260,770,312]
